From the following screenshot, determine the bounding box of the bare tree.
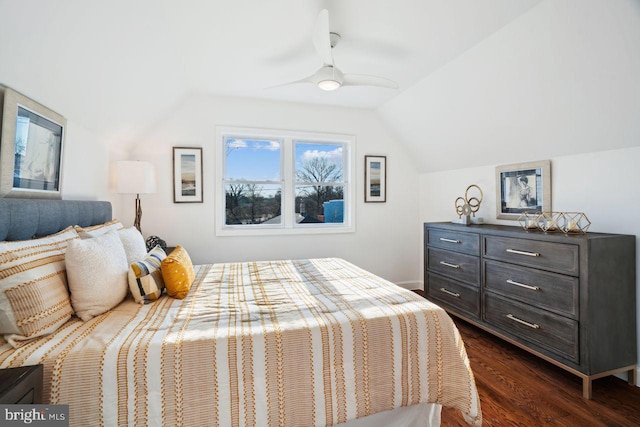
[296,157,342,217]
[225,183,246,224]
[245,184,263,223]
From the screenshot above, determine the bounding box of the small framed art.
[364,155,386,203]
[0,87,66,198]
[173,147,203,203]
[496,160,551,220]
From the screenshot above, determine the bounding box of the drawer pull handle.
[506,314,540,329]
[440,288,460,298]
[439,261,461,269]
[506,279,540,291]
[506,248,540,257]
[439,238,461,244]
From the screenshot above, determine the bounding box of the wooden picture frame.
[173,147,203,203]
[0,87,66,199]
[364,155,386,203]
[496,160,551,220]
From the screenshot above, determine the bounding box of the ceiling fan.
[280,9,399,92]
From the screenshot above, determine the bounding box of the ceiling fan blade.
[342,73,399,89]
[312,9,333,65]
[266,73,317,89]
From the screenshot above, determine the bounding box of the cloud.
[227,138,248,149]
[262,140,280,151]
[301,147,343,162]
[230,139,280,151]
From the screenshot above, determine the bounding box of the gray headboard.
[0,198,112,241]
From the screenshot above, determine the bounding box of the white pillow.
[118,227,147,264]
[65,230,129,321]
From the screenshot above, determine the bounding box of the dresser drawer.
[483,236,579,276]
[484,260,578,319]
[484,294,579,363]
[427,273,480,319]
[427,228,480,255]
[427,247,480,286]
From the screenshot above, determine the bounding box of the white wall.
[379,0,640,173]
[60,120,111,201]
[419,146,640,380]
[117,94,421,286]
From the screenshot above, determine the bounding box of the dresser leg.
[629,368,637,386]
[582,378,592,399]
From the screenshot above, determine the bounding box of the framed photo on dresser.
[495,160,550,220]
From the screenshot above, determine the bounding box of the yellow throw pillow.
[161,245,195,299]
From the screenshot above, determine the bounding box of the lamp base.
[134,194,142,233]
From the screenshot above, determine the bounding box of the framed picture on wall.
[495,160,551,220]
[364,155,386,203]
[173,147,203,203]
[0,87,66,199]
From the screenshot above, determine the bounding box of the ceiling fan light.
[317,79,341,91]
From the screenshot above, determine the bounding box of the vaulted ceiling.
[2,1,637,173]
[0,1,539,138]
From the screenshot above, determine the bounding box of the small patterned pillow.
[161,245,195,299]
[129,246,166,304]
[0,227,79,347]
[145,235,167,253]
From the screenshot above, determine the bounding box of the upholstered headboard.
[0,198,112,241]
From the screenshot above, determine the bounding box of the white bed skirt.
[338,403,442,427]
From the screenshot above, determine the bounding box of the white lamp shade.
[116,161,156,194]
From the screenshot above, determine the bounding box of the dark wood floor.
[442,318,640,426]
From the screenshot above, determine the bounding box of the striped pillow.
[75,219,124,238]
[0,227,79,347]
[128,246,166,304]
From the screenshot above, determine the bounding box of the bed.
[0,198,481,426]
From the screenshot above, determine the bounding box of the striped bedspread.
[0,258,481,426]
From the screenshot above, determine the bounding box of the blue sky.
[225,138,342,181]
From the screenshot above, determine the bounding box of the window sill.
[216,224,355,237]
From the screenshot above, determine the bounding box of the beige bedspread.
[0,258,481,426]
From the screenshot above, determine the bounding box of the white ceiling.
[0,0,542,146]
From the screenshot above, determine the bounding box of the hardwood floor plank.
[441,318,640,426]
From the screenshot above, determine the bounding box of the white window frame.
[215,126,356,236]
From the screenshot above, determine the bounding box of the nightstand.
[164,246,176,255]
[0,365,44,404]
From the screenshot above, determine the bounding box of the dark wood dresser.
[424,222,637,398]
[0,365,43,404]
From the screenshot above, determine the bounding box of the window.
[216,127,355,236]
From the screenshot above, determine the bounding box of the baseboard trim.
[614,366,639,388]
[394,280,423,290]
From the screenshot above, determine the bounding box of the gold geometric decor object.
[538,211,563,233]
[561,212,591,234]
[517,211,541,231]
[517,211,590,234]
